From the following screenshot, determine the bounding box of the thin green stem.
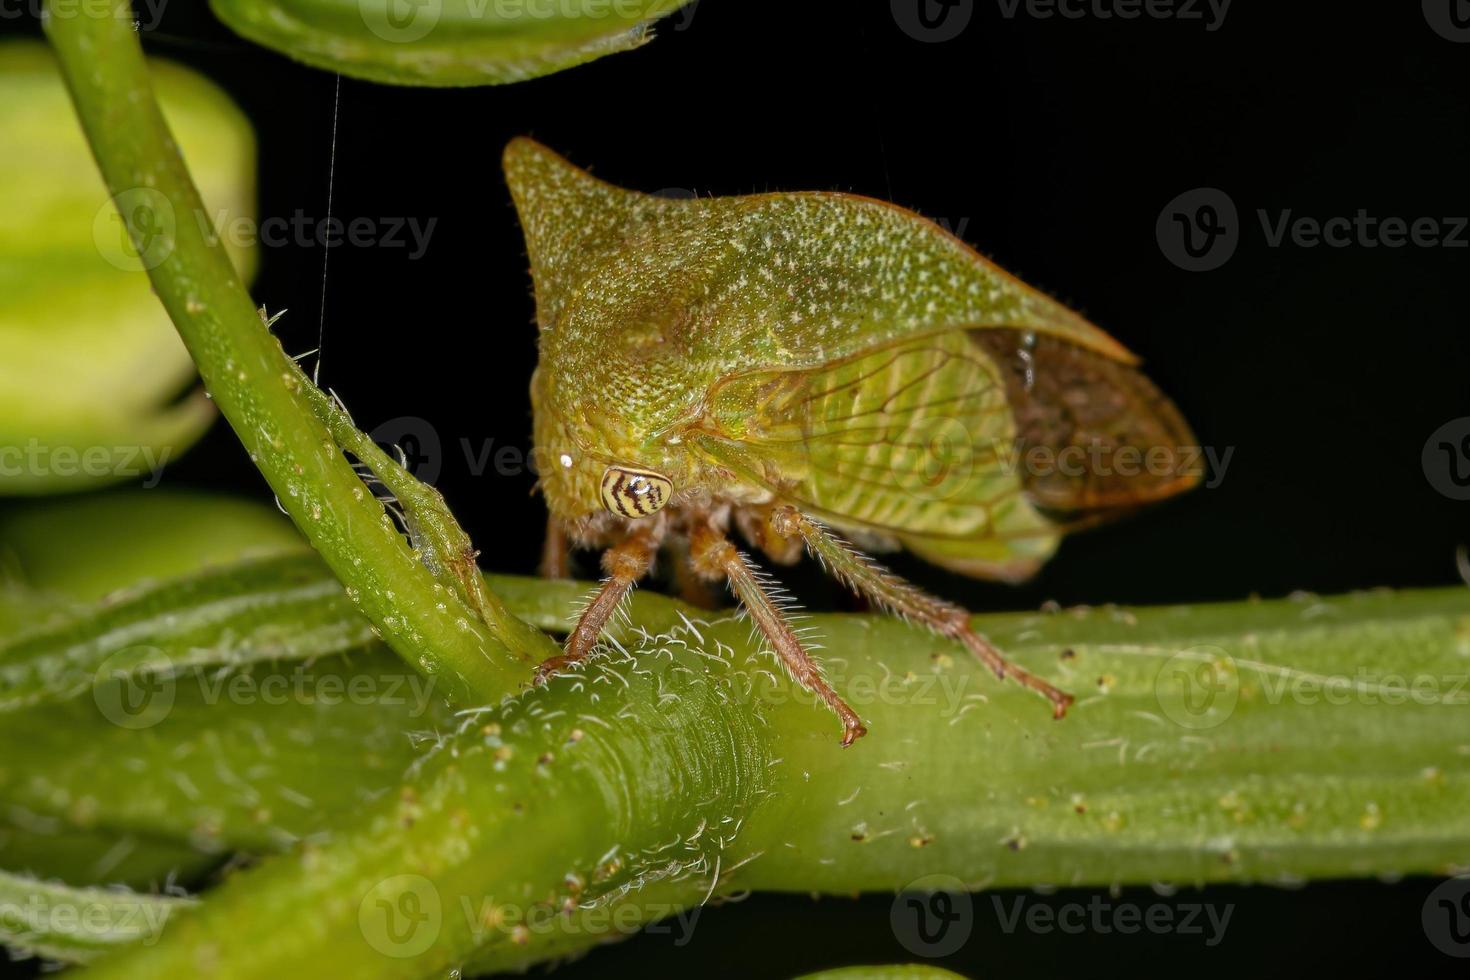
[42,0,542,705]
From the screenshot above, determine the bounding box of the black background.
[7,0,1470,976]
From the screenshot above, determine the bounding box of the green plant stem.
[42,0,535,706]
[0,870,193,964]
[55,583,1470,978]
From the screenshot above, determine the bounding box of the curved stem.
[42,0,543,705]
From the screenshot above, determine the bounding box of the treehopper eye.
[507,138,1200,745]
[600,466,672,518]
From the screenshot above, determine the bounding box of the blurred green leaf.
[0,492,303,603]
[0,826,218,892]
[208,0,698,86]
[0,41,256,495]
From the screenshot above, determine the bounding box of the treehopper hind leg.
[539,513,570,579]
[689,523,868,746]
[769,506,1075,720]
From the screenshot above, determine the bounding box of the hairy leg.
[771,506,1074,719]
[689,524,867,746]
[534,526,658,682]
[539,514,569,579]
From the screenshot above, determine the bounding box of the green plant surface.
[0,491,305,602]
[43,0,553,709]
[0,826,219,893]
[208,0,698,86]
[0,644,450,856]
[0,41,256,495]
[28,8,1470,977]
[0,869,193,964]
[0,527,1460,974]
[0,552,378,714]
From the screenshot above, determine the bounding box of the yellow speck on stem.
[1360,802,1382,831]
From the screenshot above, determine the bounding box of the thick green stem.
[47,583,1470,978]
[42,1,535,705]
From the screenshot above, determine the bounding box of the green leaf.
[209,0,698,86]
[0,827,218,892]
[0,41,256,494]
[0,491,304,603]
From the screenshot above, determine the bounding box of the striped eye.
[599,466,673,518]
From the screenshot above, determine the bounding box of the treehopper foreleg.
[534,525,660,684]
